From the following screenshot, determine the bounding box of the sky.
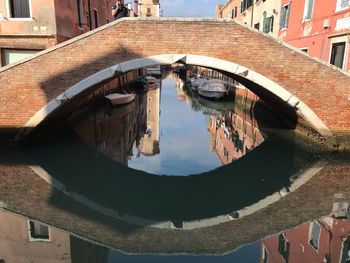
[160,0,225,18]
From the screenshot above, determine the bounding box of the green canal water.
[0,71,349,262]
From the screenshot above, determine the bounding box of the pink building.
[261,217,350,263]
[0,0,113,66]
[278,0,350,72]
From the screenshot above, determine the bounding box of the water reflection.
[2,205,350,263]
[261,216,350,263]
[0,70,349,262]
[71,72,281,175]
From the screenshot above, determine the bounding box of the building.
[278,0,350,72]
[216,0,281,38]
[216,0,350,72]
[136,0,160,17]
[0,210,71,262]
[0,0,113,67]
[261,217,350,263]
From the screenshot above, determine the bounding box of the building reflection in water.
[261,216,350,263]
[73,91,147,167]
[207,107,265,165]
[72,71,281,173]
[139,84,161,156]
[0,210,108,263]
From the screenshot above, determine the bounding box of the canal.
[0,69,349,262]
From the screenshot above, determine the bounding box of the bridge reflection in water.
[1,192,350,262]
[0,71,349,262]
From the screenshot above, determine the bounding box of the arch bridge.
[0,18,349,139]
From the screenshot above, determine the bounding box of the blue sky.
[160,0,225,17]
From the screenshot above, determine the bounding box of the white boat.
[144,76,156,84]
[105,92,135,105]
[190,78,207,91]
[197,79,228,99]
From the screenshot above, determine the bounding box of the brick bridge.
[1,18,350,139]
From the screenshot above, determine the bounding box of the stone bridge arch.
[27,54,330,136]
[0,18,349,139]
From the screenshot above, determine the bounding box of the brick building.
[0,0,113,67]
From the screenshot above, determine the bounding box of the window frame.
[27,220,51,242]
[329,40,347,70]
[303,0,314,21]
[1,48,39,66]
[6,0,32,21]
[308,222,321,251]
[279,2,291,30]
[336,0,350,12]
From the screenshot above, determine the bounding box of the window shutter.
[279,7,285,29]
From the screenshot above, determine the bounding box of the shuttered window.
[9,0,30,18]
[304,0,314,20]
[263,12,274,33]
[279,3,290,30]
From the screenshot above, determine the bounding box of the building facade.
[261,217,350,263]
[0,0,112,67]
[216,0,350,72]
[136,0,160,17]
[278,0,350,72]
[216,0,281,38]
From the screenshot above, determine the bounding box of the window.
[146,7,151,17]
[76,0,83,28]
[280,3,290,30]
[231,8,235,19]
[262,246,269,263]
[303,0,314,20]
[336,0,350,11]
[278,234,290,262]
[263,12,274,33]
[330,42,346,69]
[94,8,98,28]
[235,6,238,17]
[254,22,260,30]
[309,222,321,250]
[240,0,253,13]
[28,220,50,241]
[8,0,31,19]
[2,49,38,66]
[340,237,350,263]
[300,47,308,52]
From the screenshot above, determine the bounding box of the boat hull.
[105,93,136,105]
[198,90,226,99]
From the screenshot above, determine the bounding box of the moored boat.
[190,78,207,91]
[197,79,228,99]
[105,92,136,105]
[144,75,157,84]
